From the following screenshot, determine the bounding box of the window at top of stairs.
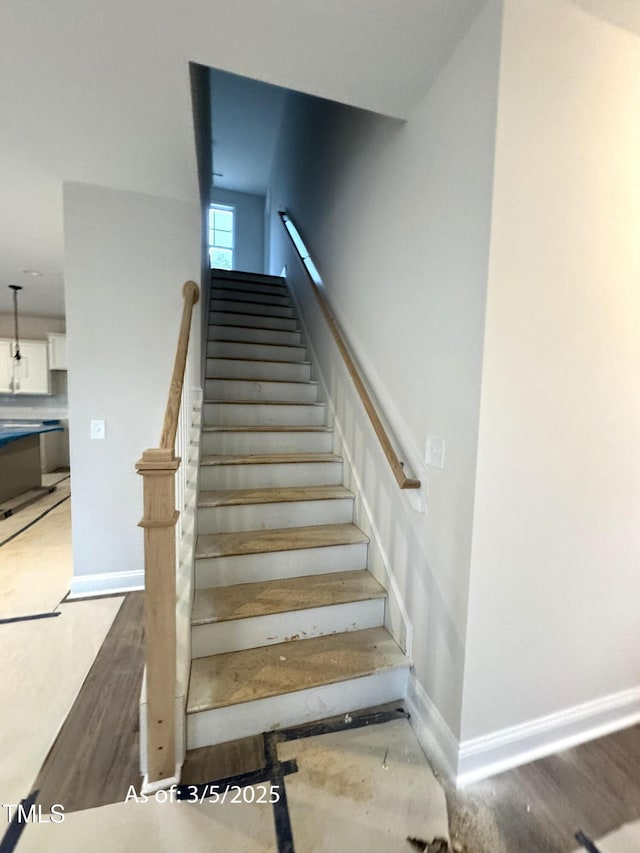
[209,204,234,270]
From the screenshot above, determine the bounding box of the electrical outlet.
[90,419,106,440]
[425,435,445,469]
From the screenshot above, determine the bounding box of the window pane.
[210,248,232,270]
[213,229,233,249]
[214,210,233,231]
[209,205,234,269]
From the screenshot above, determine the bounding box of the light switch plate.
[425,435,445,469]
[90,419,106,440]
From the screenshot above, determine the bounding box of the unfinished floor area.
[1,488,639,852]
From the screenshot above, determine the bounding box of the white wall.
[64,183,201,595]
[267,0,502,743]
[1,0,486,322]
[212,188,265,274]
[461,0,640,765]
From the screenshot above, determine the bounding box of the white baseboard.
[457,685,640,787]
[405,672,459,783]
[141,768,181,796]
[401,676,640,789]
[68,569,144,598]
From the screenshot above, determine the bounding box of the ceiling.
[0,0,487,317]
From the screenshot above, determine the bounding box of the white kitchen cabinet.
[0,339,50,395]
[48,333,67,370]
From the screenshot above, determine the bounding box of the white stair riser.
[211,279,291,299]
[211,299,294,318]
[199,460,342,490]
[213,271,283,279]
[205,378,319,403]
[186,667,409,749]
[208,340,306,362]
[195,542,368,588]
[212,288,292,308]
[198,496,354,533]
[208,326,301,346]
[207,358,311,383]
[211,279,289,299]
[209,290,294,318]
[204,402,325,426]
[201,430,333,455]
[210,310,297,331]
[192,598,385,658]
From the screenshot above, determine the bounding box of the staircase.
[185,269,410,749]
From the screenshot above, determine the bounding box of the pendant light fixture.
[9,283,23,366]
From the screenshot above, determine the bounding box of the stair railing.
[136,280,200,790]
[278,212,420,490]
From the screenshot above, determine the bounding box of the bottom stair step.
[186,627,409,748]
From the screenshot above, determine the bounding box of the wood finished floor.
[34,593,145,813]
[30,591,640,853]
[447,724,640,852]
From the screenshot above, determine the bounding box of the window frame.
[209,203,235,270]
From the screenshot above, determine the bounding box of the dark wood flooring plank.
[447,724,640,852]
[181,736,266,785]
[34,593,144,813]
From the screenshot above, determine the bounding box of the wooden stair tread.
[192,570,384,625]
[212,281,287,291]
[204,399,323,406]
[215,292,288,302]
[211,267,284,285]
[211,267,284,284]
[209,296,293,313]
[209,339,304,350]
[196,522,367,560]
[202,425,331,433]
[210,301,294,317]
[200,452,341,467]
[209,320,298,333]
[209,310,296,322]
[212,276,289,294]
[211,278,287,290]
[187,626,405,714]
[211,279,291,298]
[208,377,318,386]
[207,357,311,366]
[211,273,287,290]
[199,484,352,508]
[211,298,291,307]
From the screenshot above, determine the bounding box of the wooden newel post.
[135,280,198,789]
[136,446,181,785]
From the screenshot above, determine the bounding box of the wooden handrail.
[279,212,420,490]
[135,279,199,788]
[160,280,200,449]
